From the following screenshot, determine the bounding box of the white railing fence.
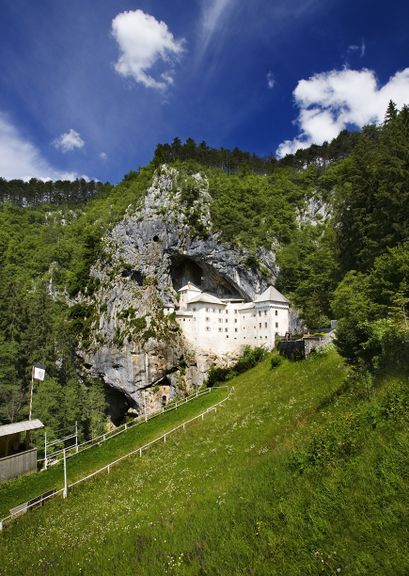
[0,386,233,533]
[40,387,224,467]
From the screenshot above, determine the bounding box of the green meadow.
[0,388,226,519]
[0,349,408,576]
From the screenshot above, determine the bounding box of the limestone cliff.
[80,165,277,416]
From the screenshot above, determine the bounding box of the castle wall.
[176,285,289,356]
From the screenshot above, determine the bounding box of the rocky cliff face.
[80,165,277,417]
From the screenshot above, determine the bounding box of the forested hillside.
[0,102,408,442]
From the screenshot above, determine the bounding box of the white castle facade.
[172,282,289,355]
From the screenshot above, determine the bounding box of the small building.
[0,419,44,483]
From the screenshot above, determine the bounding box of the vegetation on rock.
[0,102,408,445]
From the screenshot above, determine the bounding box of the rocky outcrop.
[80,165,278,415]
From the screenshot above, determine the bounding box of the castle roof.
[187,293,225,305]
[178,282,201,293]
[254,286,289,304]
[239,302,255,310]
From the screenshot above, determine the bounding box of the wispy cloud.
[276,67,409,157]
[53,129,85,153]
[197,0,235,58]
[266,71,275,89]
[348,39,366,58]
[112,10,185,91]
[0,113,82,181]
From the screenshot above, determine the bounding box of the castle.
[172,282,289,354]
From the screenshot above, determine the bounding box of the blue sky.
[0,0,408,182]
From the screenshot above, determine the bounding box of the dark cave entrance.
[170,254,245,300]
[105,385,134,426]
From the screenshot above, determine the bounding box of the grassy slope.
[0,350,408,576]
[0,389,226,519]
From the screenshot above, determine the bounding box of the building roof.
[238,302,255,310]
[175,310,193,317]
[0,419,44,439]
[187,293,225,305]
[254,286,289,304]
[178,282,201,293]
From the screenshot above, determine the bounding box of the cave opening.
[170,254,245,300]
[105,385,134,426]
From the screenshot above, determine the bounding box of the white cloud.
[53,129,85,153]
[276,67,409,157]
[267,71,275,89]
[99,152,108,161]
[112,10,185,91]
[0,113,81,181]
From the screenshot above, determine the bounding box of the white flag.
[33,364,46,381]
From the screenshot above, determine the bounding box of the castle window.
[234,318,238,323]
[206,317,210,322]
[259,323,262,328]
[206,307,209,312]
[235,328,238,332]
[192,307,196,312]
[206,327,211,332]
[213,308,216,313]
[218,328,222,332]
[225,310,228,314]
[226,335,229,338]
[225,328,228,332]
[258,311,261,317]
[265,322,267,328]
[219,318,222,323]
[275,322,278,328]
[265,336,268,339]
[264,311,267,316]
[275,310,278,316]
[225,319,228,323]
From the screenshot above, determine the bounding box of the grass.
[0,388,226,519]
[0,349,408,576]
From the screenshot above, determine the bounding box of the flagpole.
[29,367,34,421]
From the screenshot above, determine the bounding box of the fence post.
[44,430,48,470]
[125,423,128,431]
[164,434,167,443]
[107,465,110,474]
[0,520,3,532]
[63,449,68,499]
[139,448,142,457]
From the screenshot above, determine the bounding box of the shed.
[0,419,44,483]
